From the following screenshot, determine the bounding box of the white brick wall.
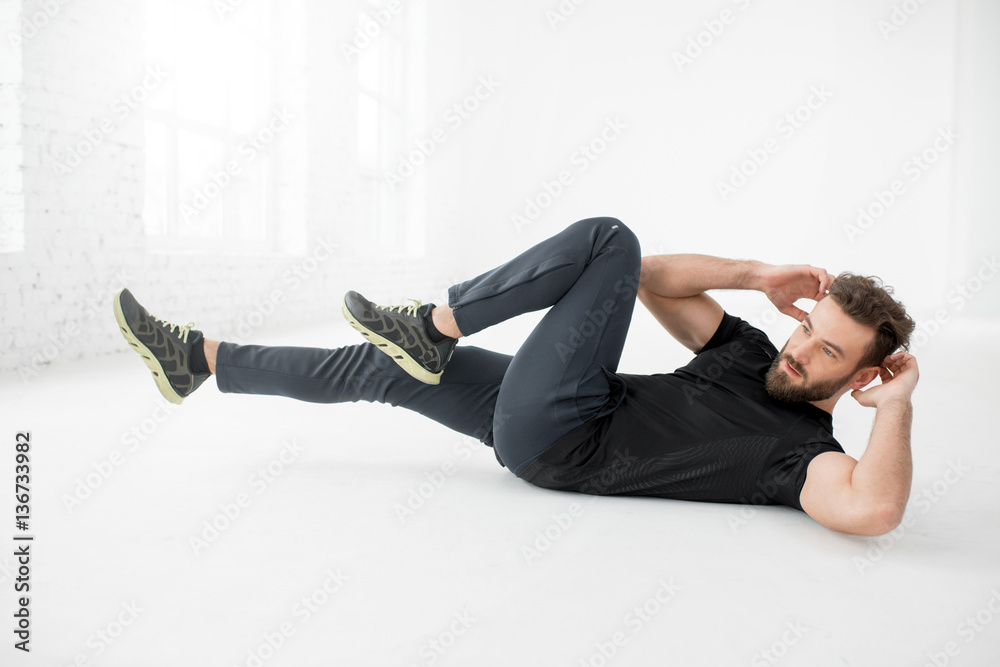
[0,0,25,254]
[1,0,436,380]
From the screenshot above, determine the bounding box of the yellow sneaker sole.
[113,288,185,405]
[341,294,442,385]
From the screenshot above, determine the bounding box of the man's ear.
[851,366,881,390]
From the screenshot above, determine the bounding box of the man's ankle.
[430,305,463,339]
[203,339,219,374]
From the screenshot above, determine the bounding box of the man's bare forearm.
[851,397,913,521]
[640,254,767,298]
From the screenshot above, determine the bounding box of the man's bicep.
[800,451,890,536]
[636,290,724,354]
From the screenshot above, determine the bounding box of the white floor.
[3,313,1000,667]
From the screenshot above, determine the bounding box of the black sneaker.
[341,291,457,385]
[113,288,209,404]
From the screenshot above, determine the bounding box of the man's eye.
[802,325,810,334]
[824,348,833,357]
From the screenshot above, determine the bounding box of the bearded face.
[764,344,859,403]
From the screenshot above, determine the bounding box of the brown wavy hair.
[827,272,915,370]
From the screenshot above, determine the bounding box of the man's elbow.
[854,503,905,537]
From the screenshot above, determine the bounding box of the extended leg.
[114,285,499,454]
[213,340,512,449]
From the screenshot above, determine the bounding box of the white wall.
[2,0,997,378]
[423,0,998,339]
[951,0,1000,319]
[0,0,434,377]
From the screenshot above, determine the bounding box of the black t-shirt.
[517,312,845,512]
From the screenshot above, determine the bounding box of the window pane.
[144,0,173,62]
[380,109,401,170]
[383,33,402,106]
[227,3,272,134]
[358,94,379,168]
[230,157,268,242]
[174,4,227,127]
[358,13,381,93]
[143,120,170,236]
[377,181,398,247]
[142,0,280,251]
[176,129,226,239]
[357,174,377,245]
[228,43,271,134]
[144,0,176,113]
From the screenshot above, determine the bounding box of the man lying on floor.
[113,217,919,537]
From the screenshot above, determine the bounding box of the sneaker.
[341,291,457,385]
[113,288,209,404]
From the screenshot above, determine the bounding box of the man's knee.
[570,216,621,235]
[596,218,640,276]
[609,220,640,259]
[567,217,639,258]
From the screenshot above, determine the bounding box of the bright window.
[143,0,276,252]
[356,0,420,255]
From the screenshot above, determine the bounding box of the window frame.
[142,0,279,256]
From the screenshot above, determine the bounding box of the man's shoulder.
[697,311,776,357]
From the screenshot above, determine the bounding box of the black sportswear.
[517,312,845,512]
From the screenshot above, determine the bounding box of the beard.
[764,348,857,403]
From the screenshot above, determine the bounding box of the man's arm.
[800,353,918,536]
[637,254,832,353]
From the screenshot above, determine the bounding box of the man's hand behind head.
[761,264,835,321]
[850,352,919,408]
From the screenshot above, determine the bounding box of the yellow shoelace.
[151,315,195,344]
[377,298,423,318]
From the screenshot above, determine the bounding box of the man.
[113,217,918,536]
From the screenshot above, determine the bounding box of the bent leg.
[482,217,641,474]
[448,216,639,337]
[215,341,511,448]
